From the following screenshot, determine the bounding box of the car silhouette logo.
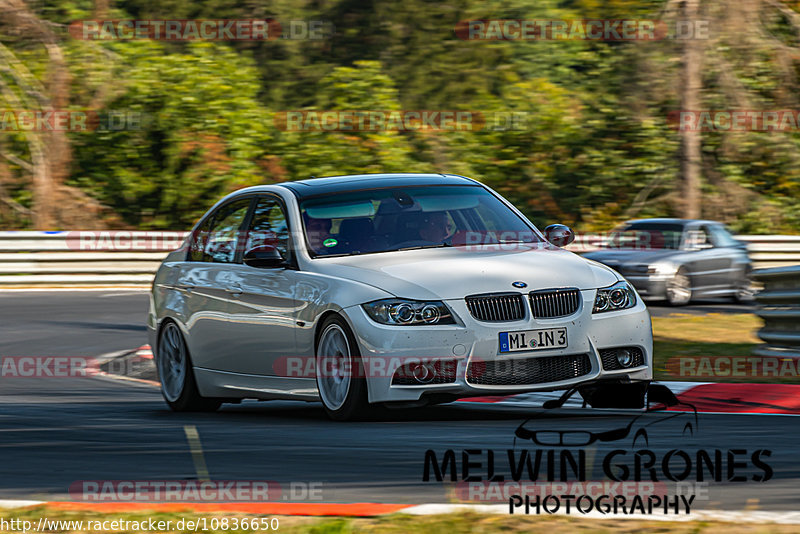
[512,281,527,288]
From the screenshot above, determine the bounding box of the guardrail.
[0,231,187,287]
[752,266,800,359]
[0,231,798,287]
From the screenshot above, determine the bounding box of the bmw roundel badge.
[512,281,527,288]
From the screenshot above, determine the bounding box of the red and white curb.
[0,500,47,509]
[135,345,153,360]
[0,501,409,516]
[1,500,800,523]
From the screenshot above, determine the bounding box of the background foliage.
[1,0,800,231]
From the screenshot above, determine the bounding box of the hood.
[583,249,680,268]
[313,244,620,300]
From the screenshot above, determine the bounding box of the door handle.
[177,283,195,292]
[227,285,243,298]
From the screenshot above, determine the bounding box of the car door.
[681,224,731,295]
[708,223,750,288]
[223,195,299,376]
[178,196,254,371]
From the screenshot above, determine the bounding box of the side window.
[245,197,291,261]
[472,202,502,232]
[203,198,252,263]
[698,225,713,247]
[710,224,739,247]
[188,217,213,262]
[684,226,712,250]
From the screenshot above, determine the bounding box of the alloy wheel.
[158,322,187,402]
[316,323,353,411]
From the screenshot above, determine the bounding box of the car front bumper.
[343,289,653,404]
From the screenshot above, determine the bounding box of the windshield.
[299,185,542,256]
[607,222,685,250]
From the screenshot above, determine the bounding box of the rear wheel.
[157,321,221,412]
[665,268,692,306]
[315,316,369,421]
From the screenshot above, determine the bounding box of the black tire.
[156,321,221,412]
[665,268,692,306]
[315,315,370,421]
[733,267,755,303]
[579,381,649,409]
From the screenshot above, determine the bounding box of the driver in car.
[304,213,334,254]
[418,211,452,244]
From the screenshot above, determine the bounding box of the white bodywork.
[147,179,653,405]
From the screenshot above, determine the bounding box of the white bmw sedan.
[148,174,653,420]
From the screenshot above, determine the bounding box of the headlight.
[647,262,678,276]
[593,281,637,313]
[362,299,456,325]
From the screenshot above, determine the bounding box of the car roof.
[276,173,480,198]
[624,218,722,227]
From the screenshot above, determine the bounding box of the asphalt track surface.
[0,291,793,513]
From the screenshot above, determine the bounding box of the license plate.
[499,328,567,353]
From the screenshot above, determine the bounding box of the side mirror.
[684,242,712,252]
[243,245,286,268]
[647,384,679,407]
[544,224,575,247]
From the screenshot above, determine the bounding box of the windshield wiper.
[397,243,453,251]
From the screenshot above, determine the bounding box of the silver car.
[584,218,752,306]
[147,174,653,420]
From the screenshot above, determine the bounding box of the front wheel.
[156,321,221,412]
[315,316,370,421]
[665,268,692,306]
